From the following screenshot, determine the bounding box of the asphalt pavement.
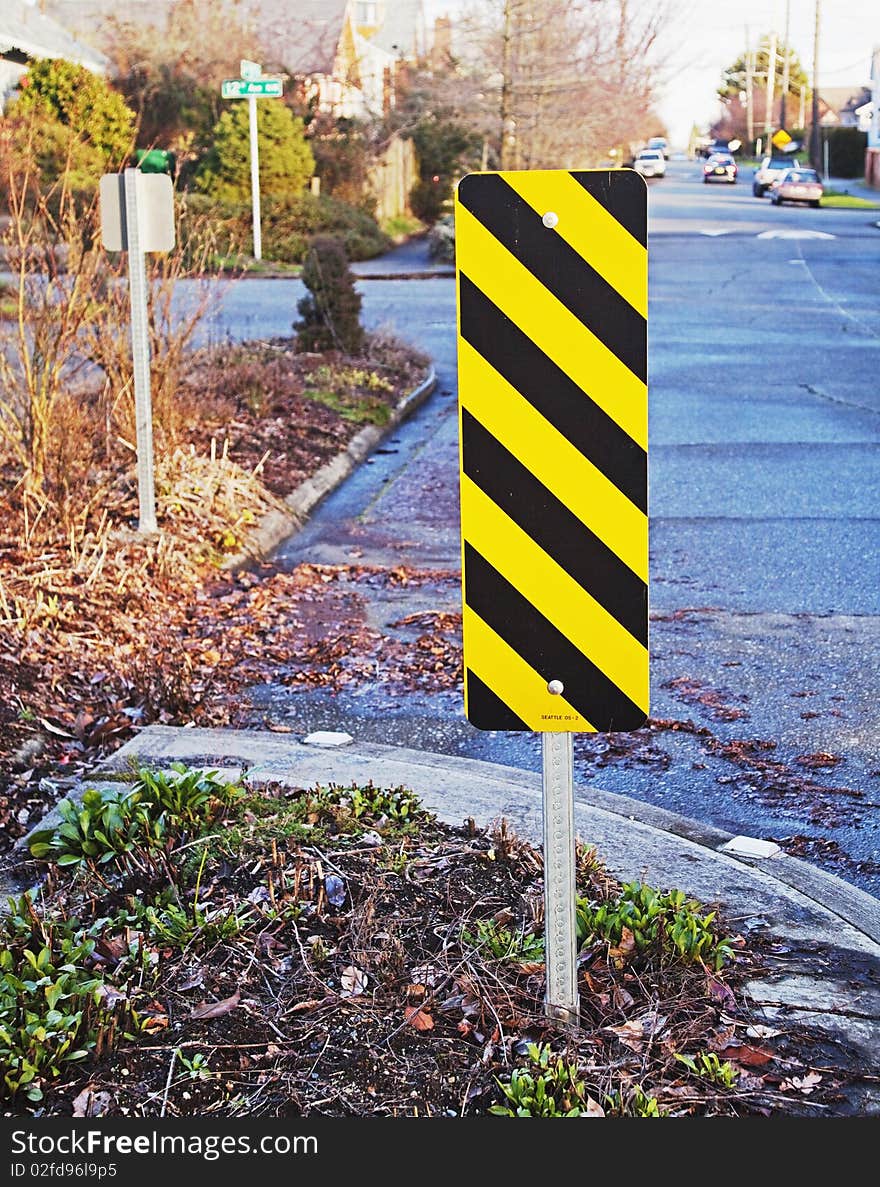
[185,161,880,896]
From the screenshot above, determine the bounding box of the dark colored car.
[703,153,737,184]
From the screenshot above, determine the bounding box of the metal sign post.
[100,170,175,536]
[542,730,578,1022]
[454,168,649,1025]
[123,169,157,534]
[221,65,284,262]
[248,94,262,261]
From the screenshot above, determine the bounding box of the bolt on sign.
[455,170,649,735]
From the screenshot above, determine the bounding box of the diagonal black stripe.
[570,169,647,248]
[462,409,647,647]
[464,545,647,733]
[466,670,529,732]
[458,275,646,514]
[457,173,646,383]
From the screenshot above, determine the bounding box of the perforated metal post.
[123,168,157,535]
[542,730,579,1024]
[248,95,262,260]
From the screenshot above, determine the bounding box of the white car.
[633,149,666,178]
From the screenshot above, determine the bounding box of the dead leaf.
[583,1096,605,1117]
[410,963,442,987]
[608,926,636,965]
[746,1024,782,1040]
[340,965,367,997]
[404,1006,434,1031]
[782,1071,822,1094]
[190,986,241,1020]
[289,997,327,1013]
[324,874,346,907]
[717,1043,774,1067]
[612,984,635,1011]
[516,961,545,976]
[707,976,736,1012]
[140,1001,169,1033]
[95,983,127,1008]
[72,1085,113,1117]
[266,722,293,733]
[606,1011,667,1051]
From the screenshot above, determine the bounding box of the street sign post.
[221,66,284,260]
[99,170,176,535]
[455,169,649,1023]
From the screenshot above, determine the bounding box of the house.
[0,0,108,112]
[867,46,880,188]
[818,84,873,129]
[259,0,427,119]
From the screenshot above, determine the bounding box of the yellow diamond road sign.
[454,169,649,734]
[772,129,792,149]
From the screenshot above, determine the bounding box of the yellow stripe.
[459,340,647,582]
[503,170,647,318]
[461,476,648,712]
[464,606,596,732]
[455,203,646,450]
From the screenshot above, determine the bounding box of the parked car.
[753,155,801,196]
[633,149,666,178]
[770,167,824,208]
[647,136,669,159]
[703,152,737,184]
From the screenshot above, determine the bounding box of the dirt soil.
[4,781,865,1119]
[0,337,427,854]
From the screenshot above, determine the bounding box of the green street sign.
[221,78,283,99]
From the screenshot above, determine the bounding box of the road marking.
[699,229,732,236]
[757,229,836,240]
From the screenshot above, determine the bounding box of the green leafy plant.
[307,782,424,827]
[130,849,251,951]
[28,787,150,872]
[28,766,243,873]
[675,1051,739,1088]
[133,763,241,827]
[463,918,545,962]
[0,895,126,1101]
[604,1085,665,1117]
[490,1043,598,1117]
[177,1049,215,1081]
[576,882,734,970]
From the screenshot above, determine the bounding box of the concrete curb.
[222,365,437,569]
[352,270,455,281]
[69,725,880,948]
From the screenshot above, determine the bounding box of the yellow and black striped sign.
[455,169,648,733]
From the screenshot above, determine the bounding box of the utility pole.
[810,0,822,171]
[765,30,778,143]
[745,26,754,149]
[499,0,515,170]
[799,82,806,129]
[780,0,791,128]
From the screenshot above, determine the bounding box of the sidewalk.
[64,722,880,1108]
[351,236,454,279]
[825,174,880,203]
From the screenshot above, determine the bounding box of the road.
[196,160,880,894]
